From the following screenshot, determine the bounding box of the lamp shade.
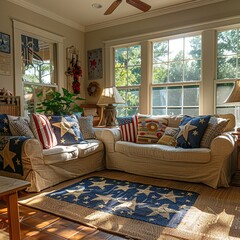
[97,87,125,105]
[225,79,240,103]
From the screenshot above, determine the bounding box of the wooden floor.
[0,200,127,240]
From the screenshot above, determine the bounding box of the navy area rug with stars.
[46,176,198,228]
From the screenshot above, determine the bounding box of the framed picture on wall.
[0,32,10,54]
[87,48,103,80]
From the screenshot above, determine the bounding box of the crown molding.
[8,0,225,33]
[7,0,85,32]
[85,0,225,32]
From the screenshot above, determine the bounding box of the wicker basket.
[0,96,20,116]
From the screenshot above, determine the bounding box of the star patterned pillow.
[176,115,211,148]
[49,115,84,145]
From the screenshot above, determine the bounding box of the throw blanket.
[0,136,29,175]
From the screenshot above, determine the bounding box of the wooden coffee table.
[0,176,30,240]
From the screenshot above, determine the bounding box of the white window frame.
[13,20,64,116]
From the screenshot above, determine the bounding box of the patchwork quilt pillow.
[0,114,11,136]
[137,114,168,144]
[117,115,138,143]
[77,116,95,140]
[200,117,229,148]
[157,127,178,147]
[49,115,84,145]
[30,113,58,149]
[177,115,211,148]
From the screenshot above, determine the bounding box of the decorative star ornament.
[177,120,197,141]
[89,180,112,190]
[52,117,76,137]
[92,194,112,204]
[136,186,153,196]
[147,203,178,220]
[0,141,16,172]
[63,187,85,201]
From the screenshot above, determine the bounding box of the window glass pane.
[185,36,201,59]
[128,45,141,65]
[152,108,166,115]
[169,61,183,82]
[167,108,181,115]
[216,83,233,105]
[216,107,235,115]
[217,56,237,79]
[183,86,199,106]
[152,87,166,106]
[153,64,168,84]
[168,86,182,106]
[115,68,127,86]
[127,89,139,106]
[153,41,168,63]
[184,60,201,81]
[217,29,237,56]
[183,108,199,116]
[169,38,183,61]
[128,66,141,85]
[115,48,127,67]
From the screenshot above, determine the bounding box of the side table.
[0,176,30,240]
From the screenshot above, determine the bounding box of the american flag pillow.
[117,115,138,143]
[30,113,58,149]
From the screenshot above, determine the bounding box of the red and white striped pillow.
[117,115,138,143]
[30,113,57,149]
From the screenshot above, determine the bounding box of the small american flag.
[117,115,138,142]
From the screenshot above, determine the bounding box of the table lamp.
[97,87,125,126]
[225,79,240,130]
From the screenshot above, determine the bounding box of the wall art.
[0,32,10,54]
[87,48,103,80]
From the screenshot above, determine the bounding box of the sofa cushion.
[73,139,104,158]
[30,113,58,149]
[177,115,211,148]
[0,114,11,136]
[157,127,178,146]
[200,117,229,148]
[9,118,35,138]
[115,141,211,163]
[77,116,95,139]
[117,115,138,143]
[137,114,168,144]
[43,145,79,164]
[49,115,84,145]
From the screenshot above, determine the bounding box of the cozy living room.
[1,0,240,239]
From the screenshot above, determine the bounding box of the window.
[152,35,201,115]
[21,34,57,115]
[216,28,240,115]
[13,20,64,117]
[114,45,141,117]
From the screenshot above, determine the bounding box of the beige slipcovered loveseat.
[0,114,105,192]
[98,114,237,188]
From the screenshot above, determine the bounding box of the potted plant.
[36,88,84,115]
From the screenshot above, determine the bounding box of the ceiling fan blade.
[126,0,151,12]
[104,0,122,15]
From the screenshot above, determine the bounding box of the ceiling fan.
[104,0,151,15]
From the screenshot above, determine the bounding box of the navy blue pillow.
[48,115,84,145]
[0,114,11,136]
[177,115,211,148]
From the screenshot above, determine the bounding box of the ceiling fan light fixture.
[92,3,103,9]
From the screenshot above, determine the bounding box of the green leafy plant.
[36,88,84,115]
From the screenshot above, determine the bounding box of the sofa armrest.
[210,133,235,156]
[97,128,121,153]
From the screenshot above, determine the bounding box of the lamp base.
[104,104,117,126]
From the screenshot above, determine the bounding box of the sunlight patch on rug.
[46,176,199,228]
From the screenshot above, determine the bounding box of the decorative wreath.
[87,81,101,97]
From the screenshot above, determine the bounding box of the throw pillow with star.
[176,115,211,148]
[49,115,84,145]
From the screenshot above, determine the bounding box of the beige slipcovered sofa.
[0,135,105,192]
[98,114,237,188]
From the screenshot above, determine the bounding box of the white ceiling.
[8,0,224,31]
